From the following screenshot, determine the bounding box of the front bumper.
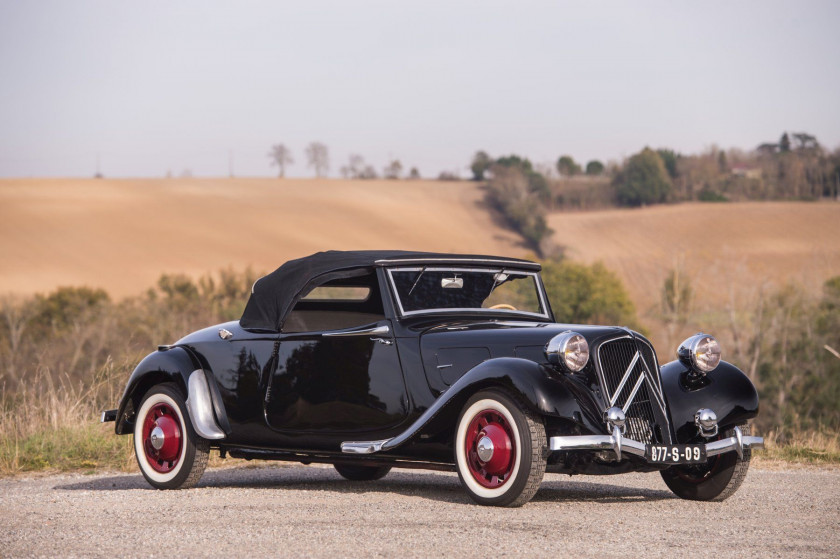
[549,426,764,463]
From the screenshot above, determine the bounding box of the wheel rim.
[141,402,183,473]
[464,409,515,488]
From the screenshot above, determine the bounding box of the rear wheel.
[333,463,391,481]
[133,383,209,489]
[454,390,546,507]
[660,423,752,501]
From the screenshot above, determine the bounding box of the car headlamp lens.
[545,332,589,372]
[678,334,721,374]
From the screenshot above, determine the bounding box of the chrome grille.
[596,337,666,444]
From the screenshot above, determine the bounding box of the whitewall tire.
[454,390,546,507]
[134,383,209,489]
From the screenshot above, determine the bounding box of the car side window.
[283,271,385,333]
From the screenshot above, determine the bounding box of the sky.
[1,0,838,178]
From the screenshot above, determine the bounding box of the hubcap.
[476,436,494,462]
[150,426,165,450]
[142,402,183,473]
[465,409,516,489]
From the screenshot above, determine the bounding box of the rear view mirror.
[441,277,464,289]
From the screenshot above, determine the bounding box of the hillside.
[0,178,523,297]
[546,201,840,316]
[2,179,839,318]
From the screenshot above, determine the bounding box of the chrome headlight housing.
[545,331,589,372]
[677,333,721,374]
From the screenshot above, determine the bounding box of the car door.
[264,319,410,440]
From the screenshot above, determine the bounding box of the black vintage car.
[103,250,763,506]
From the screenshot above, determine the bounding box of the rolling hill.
[2,178,839,320]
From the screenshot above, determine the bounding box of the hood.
[418,319,635,393]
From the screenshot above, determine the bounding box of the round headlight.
[678,333,721,374]
[545,331,590,372]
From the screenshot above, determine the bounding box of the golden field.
[0,178,523,297]
[1,178,839,316]
[547,201,840,316]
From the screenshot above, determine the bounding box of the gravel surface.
[1,464,838,558]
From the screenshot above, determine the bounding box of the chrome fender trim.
[185,369,226,440]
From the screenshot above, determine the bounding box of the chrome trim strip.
[549,428,764,462]
[636,337,664,396]
[322,324,390,337]
[609,351,640,406]
[185,369,226,440]
[621,374,646,414]
[375,258,540,269]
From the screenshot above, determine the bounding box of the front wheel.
[660,423,752,501]
[134,383,209,489]
[454,390,546,507]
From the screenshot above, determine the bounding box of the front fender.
[660,359,760,443]
[367,357,603,453]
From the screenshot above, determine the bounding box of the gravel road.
[1,464,837,558]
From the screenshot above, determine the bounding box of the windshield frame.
[385,266,551,320]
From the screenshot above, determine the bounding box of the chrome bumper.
[549,426,764,462]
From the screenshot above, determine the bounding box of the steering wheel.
[489,303,518,311]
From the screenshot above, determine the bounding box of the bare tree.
[340,154,365,179]
[268,144,294,177]
[305,142,329,178]
[383,159,403,179]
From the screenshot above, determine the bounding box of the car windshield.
[388,267,548,317]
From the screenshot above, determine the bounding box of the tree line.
[268,142,421,180]
[470,131,839,255]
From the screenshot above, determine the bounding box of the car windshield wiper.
[487,268,510,296]
[407,266,427,296]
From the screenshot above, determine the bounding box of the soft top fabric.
[239,250,539,332]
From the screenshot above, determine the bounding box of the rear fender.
[114,347,230,437]
[660,359,760,443]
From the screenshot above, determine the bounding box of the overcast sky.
[1,0,838,178]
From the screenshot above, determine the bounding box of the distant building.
[731,164,761,179]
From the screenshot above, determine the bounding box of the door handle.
[323,324,390,337]
[370,337,393,345]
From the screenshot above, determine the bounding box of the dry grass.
[754,429,840,466]
[0,178,524,298]
[0,362,133,474]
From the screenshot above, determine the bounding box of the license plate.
[645,444,707,464]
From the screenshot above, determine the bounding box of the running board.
[340,439,392,454]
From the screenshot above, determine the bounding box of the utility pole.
[95,152,102,178]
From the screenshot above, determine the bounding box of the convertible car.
[103,250,763,506]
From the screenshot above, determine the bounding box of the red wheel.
[455,390,546,507]
[134,383,209,489]
[464,410,516,489]
[140,402,183,473]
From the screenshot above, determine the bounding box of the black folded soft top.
[239,250,539,332]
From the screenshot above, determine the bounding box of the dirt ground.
[1,464,837,558]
